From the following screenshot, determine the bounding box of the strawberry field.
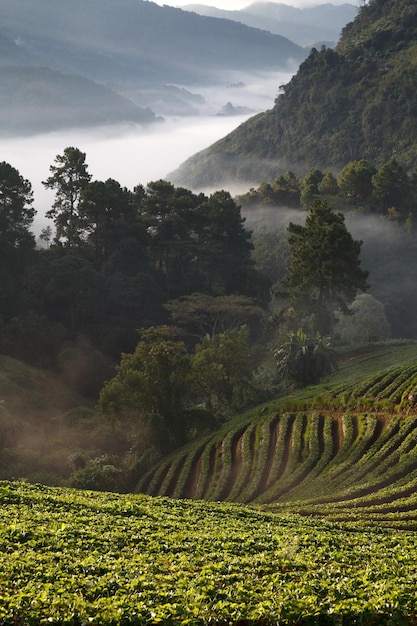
[138,360,417,526]
[1,480,417,625]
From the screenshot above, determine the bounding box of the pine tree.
[280,199,369,334]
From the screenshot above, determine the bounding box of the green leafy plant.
[274,328,338,387]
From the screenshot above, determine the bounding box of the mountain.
[0,0,307,134]
[0,0,305,83]
[0,66,159,136]
[183,2,358,47]
[170,0,417,188]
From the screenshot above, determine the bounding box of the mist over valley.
[4,5,417,622]
[2,69,295,234]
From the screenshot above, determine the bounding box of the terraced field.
[137,354,417,527]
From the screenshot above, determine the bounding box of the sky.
[155,0,356,9]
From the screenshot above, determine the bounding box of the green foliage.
[165,293,264,339]
[3,481,417,624]
[98,326,191,443]
[43,147,92,247]
[191,326,257,413]
[274,328,338,387]
[0,161,35,252]
[67,455,125,492]
[337,159,377,205]
[335,293,391,345]
[175,0,417,186]
[372,158,412,214]
[280,200,369,335]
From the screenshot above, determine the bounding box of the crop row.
[2,481,417,624]
[138,409,417,522]
[310,363,417,412]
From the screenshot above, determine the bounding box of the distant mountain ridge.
[170,0,417,188]
[0,0,307,134]
[183,2,358,46]
[0,0,305,82]
[0,66,159,136]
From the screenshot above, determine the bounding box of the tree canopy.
[43,147,91,247]
[280,200,369,335]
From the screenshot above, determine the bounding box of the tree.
[79,178,144,270]
[0,161,35,253]
[190,326,256,413]
[337,160,376,205]
[137,180,205,296]
[318,170,339,197]
[136,182,256,298]
[197,190,254,294]
[280,200,369,335]
[372,158,412,215]
[0,161,36,318]
[43,147,91,247]
[300,168,323,208]
[274,328,337,387]
[271,171,300,207]
[335,293,391,344]
[165,293,263,339]
[97,326,191,443]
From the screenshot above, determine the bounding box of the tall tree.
[372,158,412,215]
[197,190,254,295]
[0,161,35,253]
[337,160,376,205]
[280,199,369,334]
[79,178,144,270]
[191,326,256,413]
[136,182,256,298]
[0,161,36,317]
[43,147,91,247]
[300,168,323,208]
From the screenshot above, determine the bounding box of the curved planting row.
[317,362,417,412]
[136,361,417,525]
[136,411,417,522]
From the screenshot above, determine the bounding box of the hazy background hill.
[0,0,305,82]
[0,0,308,134]
[183,2,358,47]
[0,66,159,136]
[170,0,417,188]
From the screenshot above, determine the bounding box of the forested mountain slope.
[170,0,417,187]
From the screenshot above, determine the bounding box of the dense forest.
[171,0,417,187]
[1,144,417,490]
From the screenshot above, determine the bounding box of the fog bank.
[1,116,249,235]
[1,70,295,236]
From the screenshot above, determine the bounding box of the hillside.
[0,66,159,136]
[136,342,417,527]
[183,2,358,46]
[0,354,116,486]
[4,347,417,623]
[170,0,417,188]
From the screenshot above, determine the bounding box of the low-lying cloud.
[1,69,295,235]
